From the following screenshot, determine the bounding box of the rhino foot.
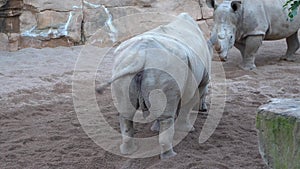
[199,102,208,112]
[160,149,177,159]
[120,141,138,155]
[280,55,297,62]
[239,63,256,70]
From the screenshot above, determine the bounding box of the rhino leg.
[150,120,160,132]
[175,96,198,132]
[235,41,245,58]
[119,116,138,155]
[159,118,177,159]
[192,85,208,112]
[112,76,139,155]
[281,31,299,61]
[240,36,263,70]
[199,86,208,112]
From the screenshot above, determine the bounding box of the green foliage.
[284,0,300,20]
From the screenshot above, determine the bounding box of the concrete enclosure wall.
[0,0,214,51]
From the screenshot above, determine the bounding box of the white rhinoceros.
[96,13,212,159]
[206,0,300,70]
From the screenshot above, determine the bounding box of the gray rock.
[0,33,8,50]
[20,11,37,32]
[256,98,300,169]
[23,0,82,12]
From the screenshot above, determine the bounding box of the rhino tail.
[96,52,146,94]
[96,81,112,94]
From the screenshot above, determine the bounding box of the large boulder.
[0,33,9,50]
[256,98,300,169]
[82,0,203,42]
[23,0,81,11]
[19,11,37,32]
[20,0,83,47]
[0,0,22,33]
[146,0,202,20]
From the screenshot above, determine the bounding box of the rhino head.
[206,0,242,61]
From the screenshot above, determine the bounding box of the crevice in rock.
[80,0,85,44]
[40,9,72,13]
[23,4,38,12]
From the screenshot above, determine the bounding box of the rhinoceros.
[206,0,300,70]
[96,13,212,159]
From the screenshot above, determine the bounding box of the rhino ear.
[206,0,218,9]
[231,1,241,12]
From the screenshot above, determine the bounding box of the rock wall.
[0,0,214,51]
[256,98,300,169]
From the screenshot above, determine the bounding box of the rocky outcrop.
[0,0,214,51]
[256,98,300,169]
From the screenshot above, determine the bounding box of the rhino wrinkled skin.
[207,0,300,70]
[97,13,212,159]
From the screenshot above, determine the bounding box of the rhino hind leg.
[200,101,208,112]
[159,118,177,159]
[192,86,208,112]
[281,31,299,61]
[150,120,160,132]
[199,85,208,112]
[119,116,138,155]
[240,35,263,70]
[175,96,198,132]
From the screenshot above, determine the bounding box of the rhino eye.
[229,36,234,43]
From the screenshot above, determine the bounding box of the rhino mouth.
[217,50,228,62]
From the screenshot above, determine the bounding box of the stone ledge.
[256,98,300,169]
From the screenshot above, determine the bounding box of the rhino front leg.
[281,31,299,61]
[119,116,138,155]
[235,41,245,58]
[159,118,177,159]
[240,36,263,70]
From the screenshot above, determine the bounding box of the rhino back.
[113,13,211,87]
[238,0,300,40]
[263,0,300,39]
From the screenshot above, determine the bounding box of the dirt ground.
[1,39,300,169]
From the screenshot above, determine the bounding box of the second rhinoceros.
[206,0,300,70]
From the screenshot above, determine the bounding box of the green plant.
[284,0,300,20]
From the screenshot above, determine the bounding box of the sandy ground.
[1,39,300,169]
